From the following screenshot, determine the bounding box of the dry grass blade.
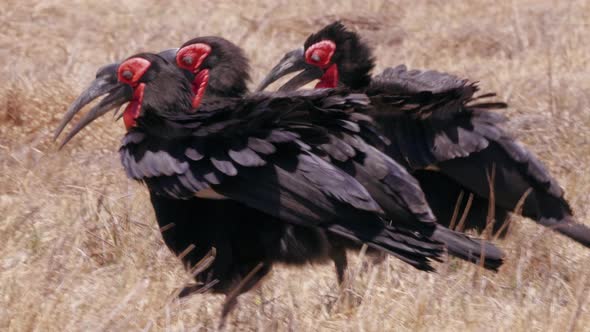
[93,278,151,332]
[482,165,497,240]
[176,247,218,299]
[455,193,474,233]
[449,190,465,230]
[493,188,533,241]
[1,0,589,330]
[567,274,590,332]
[159,222,175,233]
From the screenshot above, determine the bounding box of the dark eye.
[122,70,133,80]
[304,40,336,67]
[182,56,193,66]
[311,52,322,63]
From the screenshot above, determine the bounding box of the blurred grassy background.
[1,0,589,330]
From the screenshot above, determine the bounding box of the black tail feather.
[431,225,505,271]
[327,223,445,272]
[537,215,590,247]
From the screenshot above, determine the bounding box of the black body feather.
[292,23,590,247]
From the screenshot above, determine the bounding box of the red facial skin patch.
[176,43,213,110]
[304,40,338,88]
[123,83,145,130]
[191,69,209,109]
[176,43,212,73]
[305,40,336,69]
[118,58,151,86]
[315,64,339,89]
[117,57,152,130]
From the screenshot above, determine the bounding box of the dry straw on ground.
[1,0,589,331]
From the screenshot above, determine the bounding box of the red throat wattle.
[123,83,145,130]
[315,64,339,89]
[191,69,209,109]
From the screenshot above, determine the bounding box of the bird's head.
[176,36,250,108]
[55,53,192,147]
[256,21,374,92]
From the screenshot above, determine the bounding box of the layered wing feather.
[120,89,447,269]
[367,65,590,247]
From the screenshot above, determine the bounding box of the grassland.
[1,0,589,330]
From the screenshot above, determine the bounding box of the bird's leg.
[219,262,268,330]
[329,246,348,285]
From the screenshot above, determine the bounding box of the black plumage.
[303,23,374,90]
[118,60,501,271]
[119,71,446,267]
[167,38,504,279]
[258,21,590,248]
[56,51,504,319]
[55,49,347,303]
[180,36,251,98]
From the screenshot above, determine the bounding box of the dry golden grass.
[1,0,589,330]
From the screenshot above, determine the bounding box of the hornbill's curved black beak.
[157,48,180,63]
[54,48,180,148]
[54,62,132,148]
[255,47,324,92]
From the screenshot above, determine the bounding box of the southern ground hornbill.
[257,21,590,247]
[173,37,506,269]
[55,41,358,295]
[55,50,503,317]
[59,37,505,284]
[55,44,353,306]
